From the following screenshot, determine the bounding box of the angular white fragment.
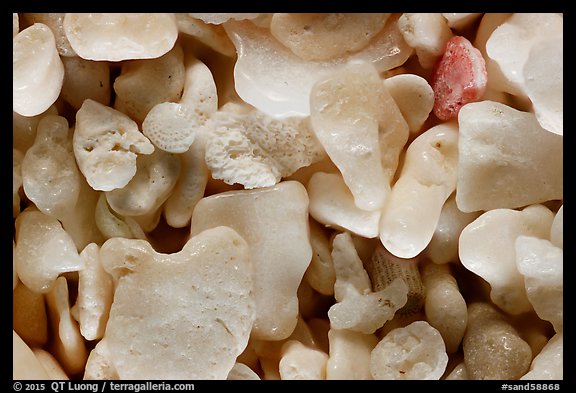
[331,232,372,302]
[13,331,50,380]
[459,204,554,315]
[326,329,378,380]
[224,16,411,117]
[14,210,84,294]
[204,104,324,189]
[425,194,481,264]
[73,99,155,192]
[328,278,408,334]
[13,23,64,116]
[515,236,563,332]
[523,37,563,135]
[380,122,459,258]
[113,44,186,123]
[142,102,198,153]
[485,13,563,97]
[46,276,88,375]
[73,243,114,341]
[101,226,254,379]
[61,56,111,110]
[398,13,453,69]
[63,13,178,61]
[521,333,563,380]
[278,340,329,380]
[190,181,312,341]
[270,13,389,61]
[307,172,381,238]
[384,73,434,133]
[22,115,81,220]
[456,101,563,212]
[105,149,180,217]
[370,321,448,380]
[550,205,563,249]
[310,62,395,211]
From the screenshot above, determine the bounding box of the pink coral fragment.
[431,36,487,121]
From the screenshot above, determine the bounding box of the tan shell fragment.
[456,101,563,212]
[83,338,119,380]
[270,13,390,61]
[442,13,483,30]
[175,14,236,57]
[13,105,59,153]
[14,210,84,294]
[73,99,154,192]
[142,102,198,154]
[310,62,393,212]
[379,122,459,259]
[463,302,532,380]
[22,115,81,220]
[13,23,64,117]
[370,321,448,380]
[384,74,434,133]
[190,181,312,341]
[100,226,255,379]
[459,204,554,315]
[63,13,178,61]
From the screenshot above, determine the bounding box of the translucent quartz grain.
[521,333,563,380]
[456,101,563,212]
[22,115,80,220]
[379,122,459,258]
[310,62,401,212]
[224,16,411,117]
[14,210,84,294]
[63,13,178,62]
[13,23,64,117]
[459,204,554,315]
[463,302,532,380]
[190,181,312,341]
